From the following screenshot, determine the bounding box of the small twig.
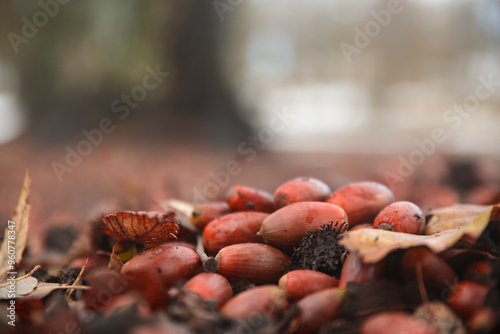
[0,265,42,288]
[196,235,217,272]
[416,262,429,304]
[66,257,88,299]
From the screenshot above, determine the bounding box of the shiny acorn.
[220,285,289,319]
[258,202,347,251]
[215,243,292,284]
[338,252,384,288]
[102,210,180,244]
[121,244,201,309]
[290,288,346,334]
[278,270,339,301]
[226,185,275,213]
[448,281,489,319]
[326,181,394,227]
[191,202,230,230]
[373,201,425,235]
[401,247,457,294]
[203,211,268,254]
[183,273,233,309]
[273,177,331,209]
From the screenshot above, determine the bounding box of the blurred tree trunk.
[162,0,251,147]
[4,1,250,147]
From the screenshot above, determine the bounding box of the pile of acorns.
[89,177,499,334]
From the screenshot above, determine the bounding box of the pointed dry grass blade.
[0,172,31,280]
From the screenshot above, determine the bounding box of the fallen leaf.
[340,204,500,263]
[159,200,197,232]
[424,204,491,235]
[21,282,89,300]
[0,276,38,298]
[0,172,31,280]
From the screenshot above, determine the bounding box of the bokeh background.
[0,0,499,252]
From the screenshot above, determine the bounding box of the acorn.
[326,181,394,227]
[83,268,127,311]
[373,201,425,235]
[120,244,201,308]
[289,288,346,334]
[191,202,230,230]
[338,251,384,288]
[226,185,274,213]
[183,273,233,309]
[258,201,347,251]
[273,177,331,209]
[279,270,339,301]
[463,260,493,287]
[448,281,489,319]
[360,311,436,334]
[401,247,457,294]
[203,211,268,254]
[102,210,179,244]
[292,222,349,278]
[220,285,289,319]
[215,243,292,284]
[466,307,497,333]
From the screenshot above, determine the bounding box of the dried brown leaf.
[340,204,499,263]
[0,172,31,280]
[22,282,89,300]
[424,204,491,235]
[102,211,179,244]
[0,276,38,298]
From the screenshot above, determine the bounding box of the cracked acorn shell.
[102,210,180,244]
[258,202,348,251]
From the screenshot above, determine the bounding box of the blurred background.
[0,0,499,252]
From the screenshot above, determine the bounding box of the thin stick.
[196,235,217,272]
[0,265,41,288]
[66,257,88,299]
[416,262,429,304]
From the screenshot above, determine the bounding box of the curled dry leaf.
[102,210,180,244]
[340,204,500,263]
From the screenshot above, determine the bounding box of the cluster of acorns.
[93,177,499,333]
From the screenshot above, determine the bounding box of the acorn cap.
[292,221,349,278]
